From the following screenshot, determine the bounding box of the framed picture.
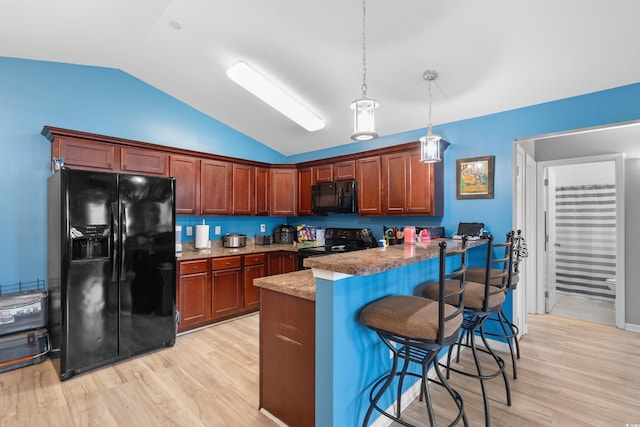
[456,155,494,199]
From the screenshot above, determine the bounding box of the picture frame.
[456,155,495,199]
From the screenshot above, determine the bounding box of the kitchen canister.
[403,226,416,245]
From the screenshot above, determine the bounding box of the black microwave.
[311,180,358,214]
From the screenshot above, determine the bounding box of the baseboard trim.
[625,322,640,333]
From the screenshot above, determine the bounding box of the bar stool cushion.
[360,295,462,341]
[422,281,505,311]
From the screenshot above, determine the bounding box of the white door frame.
[534,154,625,327]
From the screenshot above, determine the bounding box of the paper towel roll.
[195,225,209,249]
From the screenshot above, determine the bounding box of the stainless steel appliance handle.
[111,202,119,282]
[120,203,126,279]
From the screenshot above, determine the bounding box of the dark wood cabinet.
[120,147,167,176]
[255,167,270,216]
[44,127,445,219]
[211,256,243,319]
[406,150,439,215]
[243,253,266,311]
[357,156,383,215]
[177,260,211,333]
[382,153,407,214]
[233,164,254,215]
[270,167,297,216]
[334,160,356,181]
[170,155,199,215]
[267,252,298,276]
[201,159,233,215]
[54,137,116,171]
[313,164,333,183]
[260,288,315,427]
[297,167,313,216]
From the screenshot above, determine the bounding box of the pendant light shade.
[351,97,378,141]
[420,70,442,163]
[351,0,379,141]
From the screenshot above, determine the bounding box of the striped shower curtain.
[555,184,616,300]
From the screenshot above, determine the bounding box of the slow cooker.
[222,233,247,248]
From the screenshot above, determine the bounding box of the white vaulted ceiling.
[2,0,640,156]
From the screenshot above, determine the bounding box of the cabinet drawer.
[212,256,242,270]
[244,253,265,266]
[179,259,209,275]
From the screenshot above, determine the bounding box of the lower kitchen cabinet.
[177,251,297,333]
[211,256,243,319]
[267,251,298,276]
[244,254,266,311]
[177,259,211,333]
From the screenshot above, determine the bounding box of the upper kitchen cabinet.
[357,156,383,215]
[334,160,356,181]
[270,166,297,216]
[44,127,167,175]
[120,147,167,176]
[353,142,445,216]
[381,152,407,214]
[169,155,199,215]
[405,149,443,215]
[313,164,333,183]
[233,164,254,215]
[255,167,270,216]
[50,136,117,172]
[297,167,313,216]
[201,159,233,215]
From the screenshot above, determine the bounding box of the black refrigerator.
[47,168,176,380]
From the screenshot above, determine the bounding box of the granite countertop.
[177,240,298,261]
[253,269,316,301]
[303,238,487,276]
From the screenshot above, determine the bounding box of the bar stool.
[422,234,513,427]
[360,240,468,427]
[465,231,523,379]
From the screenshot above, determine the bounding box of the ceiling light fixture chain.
[361,0,368,96]
[350,0,379,141]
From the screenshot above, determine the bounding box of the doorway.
[514,121,634,330]
[544,162,617,326]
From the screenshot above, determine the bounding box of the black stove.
[297,227,378,269]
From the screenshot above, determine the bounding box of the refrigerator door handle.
[111,202,119,282]
[120,203,126,279]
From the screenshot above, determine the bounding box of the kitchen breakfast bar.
[254,238,487,427]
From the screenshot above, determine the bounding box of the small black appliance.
[311,180,358,214]
[273,224,296,244]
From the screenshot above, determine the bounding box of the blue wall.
[1,55,639,293]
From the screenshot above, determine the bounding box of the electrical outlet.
[260,224,266,232]
[215,225,221,235]
[186,226,193,236]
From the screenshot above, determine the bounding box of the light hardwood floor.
[396,314,640,427]
[1,313,639,426]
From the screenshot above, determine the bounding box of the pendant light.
[420,70,442,163]
[351,0,378,141]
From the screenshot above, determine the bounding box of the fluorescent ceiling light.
[227,62,325,132]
